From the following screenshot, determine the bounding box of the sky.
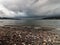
[0,0,60,17]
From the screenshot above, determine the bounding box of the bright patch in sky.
[0,4,15,17]
[0,0,27,17]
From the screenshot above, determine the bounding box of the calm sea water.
[0,19,60,28]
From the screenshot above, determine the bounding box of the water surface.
[0,19,60,28]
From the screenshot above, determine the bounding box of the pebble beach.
[0,25,59,45]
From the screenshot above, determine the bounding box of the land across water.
[0,25,59,45]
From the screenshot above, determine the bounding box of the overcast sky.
[0,0,60,17]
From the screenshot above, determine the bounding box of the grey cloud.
[0,0,60,17]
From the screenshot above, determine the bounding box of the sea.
[0,19,60,27]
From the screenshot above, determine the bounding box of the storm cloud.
[0,0,60,17]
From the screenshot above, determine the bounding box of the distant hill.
[43,16,60,19]
[1,15,60,20]
[0,17,20,20]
